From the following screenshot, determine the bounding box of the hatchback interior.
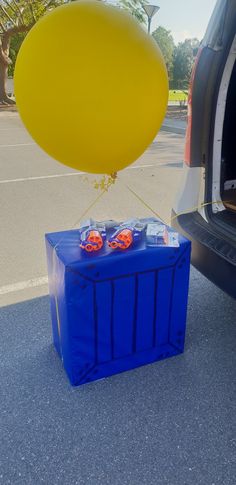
[221,58,236,212]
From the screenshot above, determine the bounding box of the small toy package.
[146,222,179,248]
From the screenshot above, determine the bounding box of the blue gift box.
[45,222,191,386]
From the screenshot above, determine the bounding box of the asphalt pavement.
[162,117,186,135]
[0,267,235,485]
[0,111,235,485]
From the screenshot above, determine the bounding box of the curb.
[161,124,186,135]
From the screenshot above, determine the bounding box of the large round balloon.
[14,1,168,174]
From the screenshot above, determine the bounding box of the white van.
[172,0,236,298]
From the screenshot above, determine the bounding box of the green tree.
[119,0,147,24]
[172,38,200,89]
[0,0,146,105]
[152,26,175,81]
[0,1,65,104]
[8,31,25,77]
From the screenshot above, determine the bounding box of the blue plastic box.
[45,222,191,386]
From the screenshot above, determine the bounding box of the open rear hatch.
[173,0,236,296]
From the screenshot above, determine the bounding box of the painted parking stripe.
[0,163,180,185]
[0,142,35,147]
[0,127,22,131]
[0,276,48,295]
[0,172,86,184]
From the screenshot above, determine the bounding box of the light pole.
[142,4,160,34]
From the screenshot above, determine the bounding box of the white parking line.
[0,164,157,184]
[0,127,22,131]
[129,164,154,170]
[0,142,35,147]
[0,276,48,295]
[0,172,85,184]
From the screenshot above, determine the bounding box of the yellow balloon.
[14,1,168,174]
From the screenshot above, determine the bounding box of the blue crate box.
[45,223,191,386]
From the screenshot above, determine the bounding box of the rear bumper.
[172,210,236,298]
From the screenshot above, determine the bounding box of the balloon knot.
[84,173,118,191]
[111,172,117,180]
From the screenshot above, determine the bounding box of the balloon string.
[54,189,107,251]
[170,199,229,223]
[125,182,229,226]
[51,180,228,345]
[51,177,229,251]
[125,184,165,222]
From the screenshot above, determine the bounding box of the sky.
[149,0,217,43]
[112,0,218,44]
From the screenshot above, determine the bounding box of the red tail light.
[184,48,203,166]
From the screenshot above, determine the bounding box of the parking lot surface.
[0,112,235,484]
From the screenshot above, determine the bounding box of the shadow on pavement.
[0,267,235,485]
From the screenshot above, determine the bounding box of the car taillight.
[184,48,203,166]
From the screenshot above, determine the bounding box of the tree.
[8,30,24,77]
[172,38,200,89]
[0,0,146,105]
[152,26,175,81]
[0,0,64,104]
[119,0,147,24]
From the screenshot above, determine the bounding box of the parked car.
[172,0,236,298]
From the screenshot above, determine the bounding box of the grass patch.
[169,90,188,102]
